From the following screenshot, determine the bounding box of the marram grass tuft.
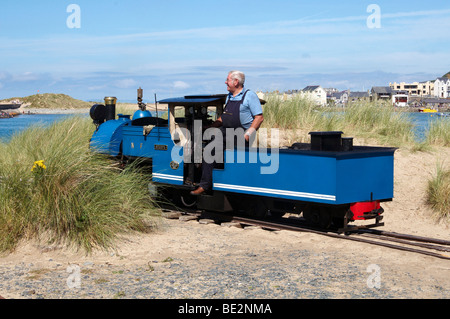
[0,116,159,253]
[426,163,450,221]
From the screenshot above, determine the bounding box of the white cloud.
[173,81,190,90]
[88,85,108,91]
[114,78,138,89]
[12,72,41,82]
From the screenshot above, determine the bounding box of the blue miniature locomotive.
[89,89,396,232]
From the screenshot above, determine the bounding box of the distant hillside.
[443,71,450,79]
[0,93,91,109]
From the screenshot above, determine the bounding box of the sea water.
[405,112,448,142]
[0,113,87,143]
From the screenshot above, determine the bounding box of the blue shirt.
[225,87,263,129]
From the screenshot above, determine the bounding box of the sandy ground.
[0,108,449,299]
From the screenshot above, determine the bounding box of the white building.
[434,77,450,98]
[329,91,349,106]
[301,85,327,106]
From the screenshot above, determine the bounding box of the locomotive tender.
[89,89,396,232]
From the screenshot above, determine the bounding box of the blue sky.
[0,0,449,101]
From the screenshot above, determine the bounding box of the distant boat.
[437,112,450,117]
[418,108,438,113]
[0,101,22,110]
[0,111,20,118]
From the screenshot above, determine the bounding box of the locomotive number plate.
[154,144,168,151]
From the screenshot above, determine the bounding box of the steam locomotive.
[89,89,396,232]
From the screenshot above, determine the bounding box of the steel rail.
[357,233,450,252]
[203,213,450,261]
[356,229,450,246]
[165,208,450,261]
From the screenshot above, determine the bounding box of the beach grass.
[426,163,450,220]
[261,93,322,130]
[425,118,450,147]
[339,101,415,146]
[0,116,159,253]
[261,93,415,147]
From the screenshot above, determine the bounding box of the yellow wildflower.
[31,160,47,172]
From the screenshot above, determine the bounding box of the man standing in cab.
[191,70,264,195]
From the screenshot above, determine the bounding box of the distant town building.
[434,77,450,98]
[392,91,409,107]
[389,81,434,97]
[371,86,394,101]
[422,97,450,108]
[348,91,370,103]
[324,88,339,95]
[329,90,349,106]
[301,85,327,106]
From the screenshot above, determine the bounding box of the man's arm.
[210,116,223,128]
[245,114,264,141]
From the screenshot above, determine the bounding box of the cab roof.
[158,94,227,105]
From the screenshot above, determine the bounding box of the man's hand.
[245,114,264,141]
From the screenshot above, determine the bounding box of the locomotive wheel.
[303,205,332,228]
[332,216,345,229]
[179,191,197,208]
[163,189,197,209]
[242,198,268,218]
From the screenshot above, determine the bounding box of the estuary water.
[0,111,448,143]
[405,112,448,141]
[0,113,87,143]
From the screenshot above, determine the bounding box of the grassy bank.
[261,94,415,147]
[1,93,91,109]
[0,116,159,253]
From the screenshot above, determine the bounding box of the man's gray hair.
[229,70,245,87]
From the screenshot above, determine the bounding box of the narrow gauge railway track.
[163,208,450,261]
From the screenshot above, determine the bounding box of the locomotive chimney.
[104,96,117,121]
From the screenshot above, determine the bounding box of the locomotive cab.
[159,94,227,189]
